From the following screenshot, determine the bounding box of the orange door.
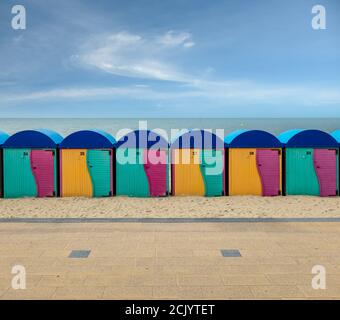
[172,149,205,196]
[229,148,262,195]
[61,149,93,197]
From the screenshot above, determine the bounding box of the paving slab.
[0,221,339,299]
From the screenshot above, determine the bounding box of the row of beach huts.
[0,128,340,198]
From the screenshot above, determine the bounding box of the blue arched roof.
[278,129,338,148]
[60,130,115,148]
[331,130,340,144]
[116,130,168,148]
[170,129,190,145]
[4,129,62,148]
[224,129,281,148]
[171,130,224,149]
[0,131,9,146]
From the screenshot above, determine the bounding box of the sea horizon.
[0,117,339,137]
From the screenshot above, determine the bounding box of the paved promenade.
[0,220,340,299]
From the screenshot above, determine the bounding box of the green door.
[116,148,149,197]
[286,148,319,195]
[4,149,37,198]
[87,149,112,197]
[200,149,224,196]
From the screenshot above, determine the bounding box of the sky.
[0,0,339,118]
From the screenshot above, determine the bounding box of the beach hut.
[60,130,115,197]
[3,129,62,198]
[115,130,169,197]
[331,130,340,196]
[278,129,338,197]
[0,131,9,198]
[225,130,282,196]
[171,130,225,196]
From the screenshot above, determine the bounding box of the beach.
[0,196,339,218]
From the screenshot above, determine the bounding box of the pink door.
[256,149,280,196]
[313,149,337,197]
[30,150,55,197]
[144,150,167,196]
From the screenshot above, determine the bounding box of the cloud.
[2,82,340,108]
[3,30,339,110]
[0,86,152,102]
[157,31,195,48]
[76,31,193,82]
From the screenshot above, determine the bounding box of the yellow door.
[61,149,93,197]
[229,148,262,195]
[172,149,205,196]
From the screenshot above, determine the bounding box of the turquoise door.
[200,149,224,196]
[286,148,319,195]
[116,148,149,197]
[4,149,37,198]
[87,149,112,197]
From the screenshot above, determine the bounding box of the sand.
[0,196,340,218]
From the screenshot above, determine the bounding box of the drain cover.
[69,250,91,258]
[220,249,241,257]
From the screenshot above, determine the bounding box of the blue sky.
[0,0,339,117]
